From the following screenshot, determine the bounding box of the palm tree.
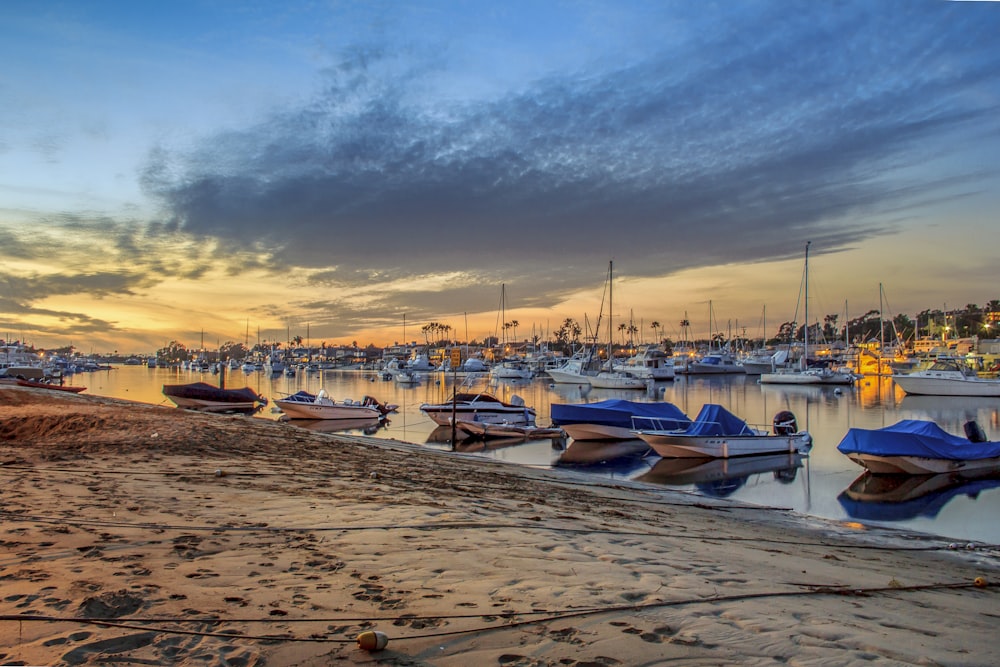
[650,321,661,343]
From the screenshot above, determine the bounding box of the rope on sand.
[0,579,992,644]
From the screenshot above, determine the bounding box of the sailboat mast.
[803,241,811,370]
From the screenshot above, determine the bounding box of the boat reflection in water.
[554,439,654,478]
[634,452,805,498]
[292,417,387,435]
[838,471,1000,522]
[556,439,651,465]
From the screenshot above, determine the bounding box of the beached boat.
[455,420,564,441]
[891,358,1000,397]
[14,378,87,393]
[162,382,267,411]
[420,392,536,426]
[550,398,690,441]
[274,390,395,420]
[837,419,1000,475]
[632,404,811,458]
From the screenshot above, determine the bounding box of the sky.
[2,0,999,354]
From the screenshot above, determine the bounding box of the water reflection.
[838,472,1000,522]
[555,439,651,465]
[635,453,804,498]
[78,366,1000,542]
[291,417,386,435]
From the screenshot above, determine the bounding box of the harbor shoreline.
[2,386,997,666]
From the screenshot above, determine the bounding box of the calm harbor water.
[78,365,1000,544]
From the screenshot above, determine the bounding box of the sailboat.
[489,284,535,380]
[588,261,646,390]
[681,301,745,374]
[761,242,854,386]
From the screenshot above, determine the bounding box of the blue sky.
[2,0,999,352]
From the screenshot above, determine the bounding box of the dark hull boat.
[162,382,266,412]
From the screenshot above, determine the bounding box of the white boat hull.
[844,452,1000,475]
[275,400,380,420]
[635,432,812,458]
[546,369,593,384]
[760,372,821,385]
[588,372,647,389]
[892,376,1000,397]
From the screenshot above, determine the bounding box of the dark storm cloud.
[143,1,1000,314]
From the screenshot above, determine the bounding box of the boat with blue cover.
[550,399,690,441]
[837,419,1000,475]
[632,404,812,458]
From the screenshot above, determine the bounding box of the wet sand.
[1,385,997,666]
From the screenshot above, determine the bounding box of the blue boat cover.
[683,404,754,436]
[550,399,689,430]
[837,420,1000,460]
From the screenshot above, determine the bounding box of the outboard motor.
[964,420,987,443]
[773,410,798,435]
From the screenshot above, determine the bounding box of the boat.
[837,419,1000,475]
[546,356,598,384]
[490,358,535,380]
[454,420,565,441]
[613,345,676,380]
[761,243,855,386]
[394,369,421,384]
[274,390,395,420]
[632,404,812,458]
[419,392,536,426]
[14,378,87,393]
[587,261,647,389]
[635,452,805,496]
[838,471,1000,522]
[891,358,1000,397]
[162,382,267,411]
[682,350,746,375]
[550,398,690,441]
[740,348,790,375]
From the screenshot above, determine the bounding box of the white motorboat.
[588,369,647,390]
[274,390,394,420]
[420,392,536,426]
[760,366,855,386]
[892,358,1000,397]
[546,357,597,384]
[681,351,746,375]
[613,345,676,380]
[632,404,812,458]
[489,359,535,380]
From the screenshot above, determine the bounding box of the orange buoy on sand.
[357,630,389,651]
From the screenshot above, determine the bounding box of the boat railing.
[631,416,691,433]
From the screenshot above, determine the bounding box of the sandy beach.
[1,385,997,666]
